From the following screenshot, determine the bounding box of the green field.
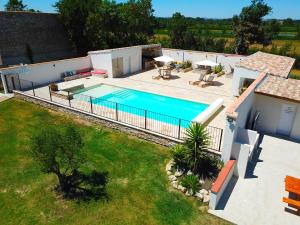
[0,99,230,225]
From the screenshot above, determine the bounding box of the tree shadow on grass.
[57,171,109,202]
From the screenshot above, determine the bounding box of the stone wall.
[14,93,178,147]
[0,11,78,66]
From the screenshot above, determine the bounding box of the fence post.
[145,110,147,129]
[116,103,118,121]
[90,96,93,114]
[67,91,71,107]
[178,119,181,139]
[48,86,52,102]
[31,82,35,96]
[218,129,223,152]
[18,74,22,91]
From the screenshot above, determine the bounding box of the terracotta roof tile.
[237,51,295,78]
[255,76,300,103]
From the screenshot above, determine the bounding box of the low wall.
[14,92,179,147]
[162,48,245,72]
[1,56,92,90]
[221,73,267,163]
[209,160,236,210]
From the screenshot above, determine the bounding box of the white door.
[277,104,296,136]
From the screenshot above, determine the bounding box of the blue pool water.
[74,84,208,125]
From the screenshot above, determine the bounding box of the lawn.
[0,99,230,225]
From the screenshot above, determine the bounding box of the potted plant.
[49,83,58,92]
[181,60,193,73]
[213,63,224,77]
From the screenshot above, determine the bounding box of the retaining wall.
[0,11,77,66]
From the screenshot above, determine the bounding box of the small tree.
[31,125,85,193]
[169,12,187,49]
[31,125,108,201]
[232,0,272,54]
[5,0,27,11]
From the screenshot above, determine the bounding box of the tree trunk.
[56,173,71,193]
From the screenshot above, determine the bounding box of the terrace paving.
[23,69,235,130]
[210,135,300,225]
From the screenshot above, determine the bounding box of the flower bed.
[166,160,212,203]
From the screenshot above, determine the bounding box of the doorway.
[277,104,297,136]
[112,57,124,77]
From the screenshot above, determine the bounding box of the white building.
[232,51,295,96]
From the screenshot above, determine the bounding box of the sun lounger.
[198,74,217,87]
[189,73,206,85]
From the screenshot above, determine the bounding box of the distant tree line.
[55,0,156,55]
[4,0,300,69]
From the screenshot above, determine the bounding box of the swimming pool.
[73,84,208,125]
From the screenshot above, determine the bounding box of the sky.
[0,0,299,19]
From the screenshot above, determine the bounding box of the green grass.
[0,99,230,225]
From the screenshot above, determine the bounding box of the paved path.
[0,94,13,103]
[210,135,300,225]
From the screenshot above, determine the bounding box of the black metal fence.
[17,79,223,152]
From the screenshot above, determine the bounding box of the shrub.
[197,154,223,179]
[290,74,300,80]
[170,145,188,169]
[170,123,223,179]
[181,60,192,69]
[213,63,224,74]
[180,174,201,194]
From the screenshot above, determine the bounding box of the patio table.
[285,176,300,195]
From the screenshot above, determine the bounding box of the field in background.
[153,33,300,54]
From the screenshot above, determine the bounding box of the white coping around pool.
[20,69,235,130]
[192,98,224,124]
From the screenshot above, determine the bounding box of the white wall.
[232,67,260,96]
[89,51,112,76]
[254,94,300,140]
[222,85,256,162]
[209,161,236,210]
[89,46,142,78]
[162,48,244,72]
[1,56,92,86]
[111,46,142,76]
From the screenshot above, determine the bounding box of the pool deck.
[23,69,235,130]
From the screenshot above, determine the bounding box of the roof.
[255,75,300,103]
[237,51,295,78]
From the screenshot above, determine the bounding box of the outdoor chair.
[189,73,206,85]
[162,69,172,80]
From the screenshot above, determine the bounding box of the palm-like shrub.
[213,63,224,74]
[180,174,201,194]
[170,123,222,179]
[185,123,210,173]
[170,145,188,169]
